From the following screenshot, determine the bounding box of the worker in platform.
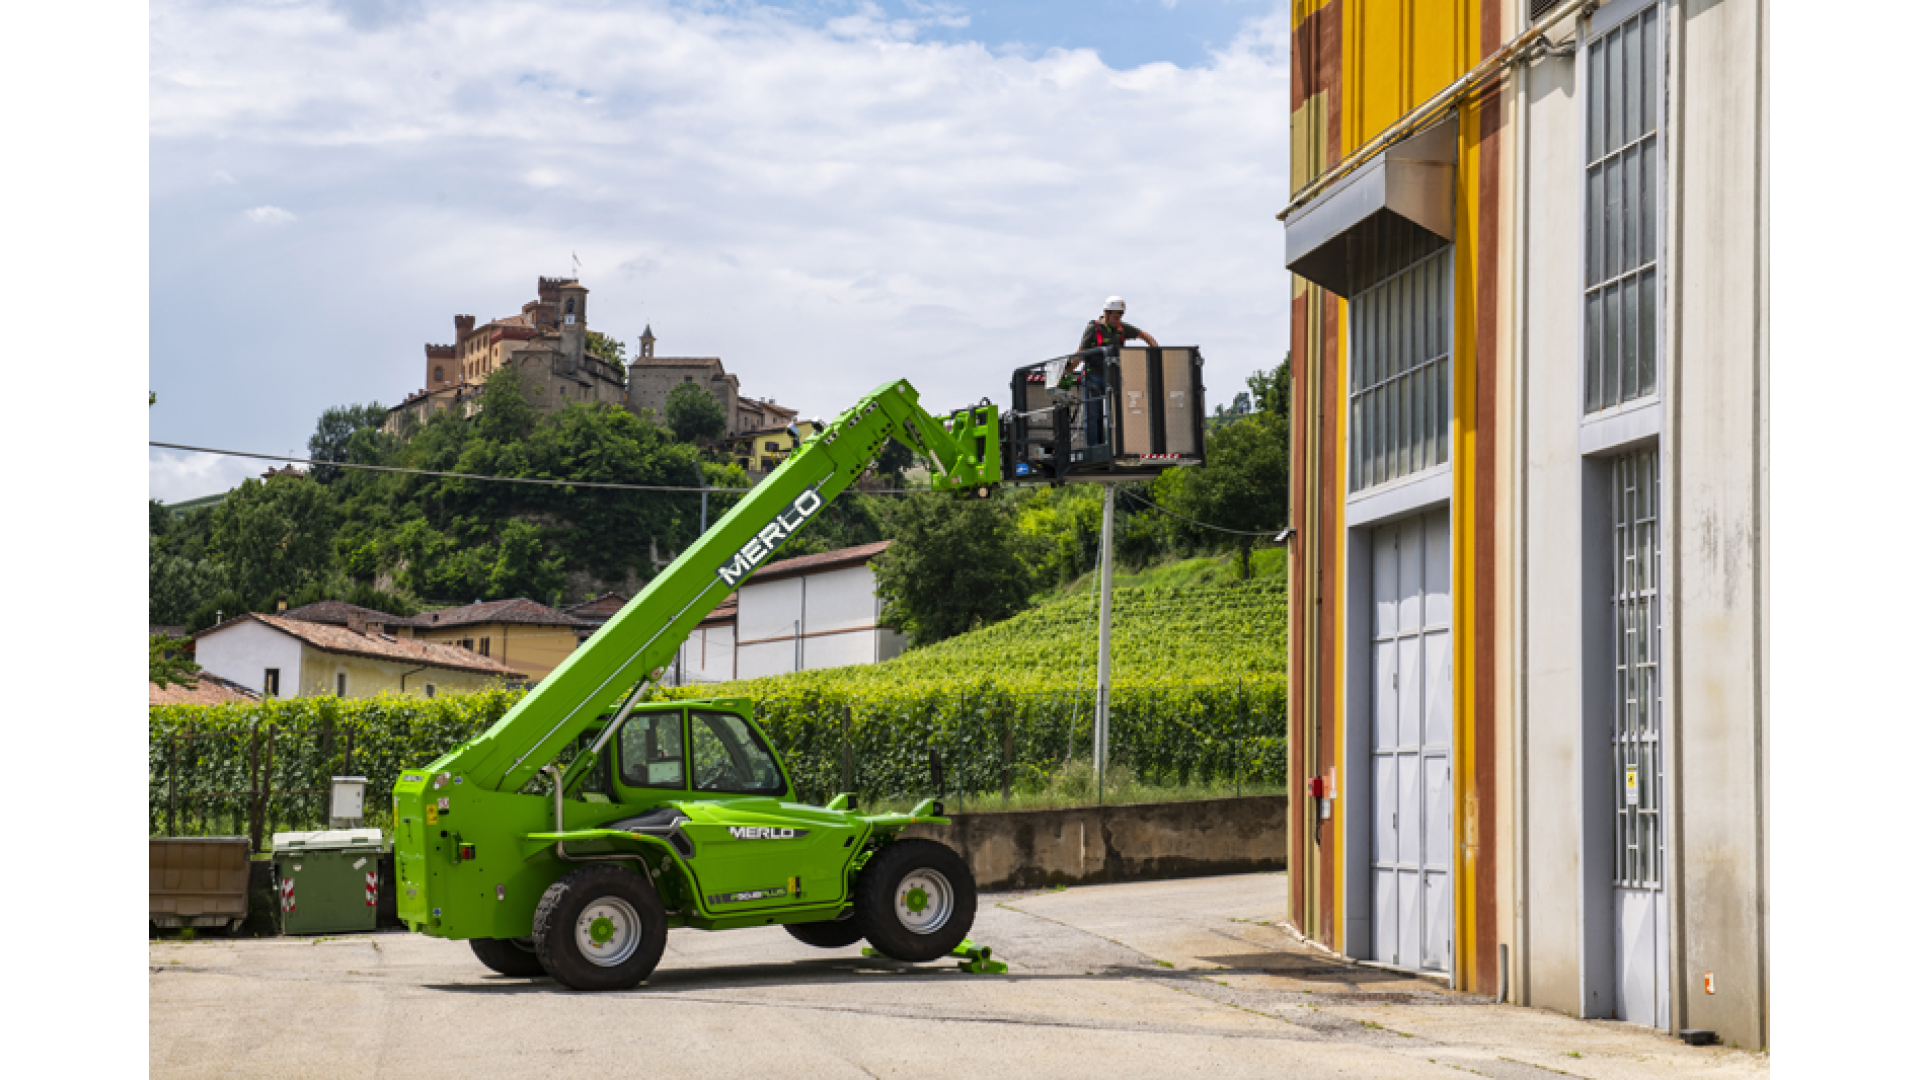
[1067,296,1159,446]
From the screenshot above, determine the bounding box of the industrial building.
[1282,0,1766,1049]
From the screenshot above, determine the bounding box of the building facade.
[625,327,799,438]
[726,420,823,474]
[665,543,906,683]
[412,597,595,684]
[1283,0,1765,1048]
[192,614,520,698]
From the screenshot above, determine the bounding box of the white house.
[668,541,905,684]
[192,614,523,699]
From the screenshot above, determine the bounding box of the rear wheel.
[785,917,866,949]
[855,839,976,963]
[531,866,668,991]
[469,936,545,978]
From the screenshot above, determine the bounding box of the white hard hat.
[1103,296,1126,313]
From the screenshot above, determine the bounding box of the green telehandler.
[393,379,1004,990]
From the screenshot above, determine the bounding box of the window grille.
[1610,447,1663,888]
[1583,5,1662,413]
[1349,244,1452,493]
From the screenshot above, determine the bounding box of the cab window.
[690,711,784,795]
[619,711,687,790]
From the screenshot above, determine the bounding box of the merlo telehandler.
[392,380,1002,990]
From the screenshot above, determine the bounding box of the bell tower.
[639,324,656,359]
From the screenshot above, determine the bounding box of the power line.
[149,441,933,497]
[1118,485,1289,540]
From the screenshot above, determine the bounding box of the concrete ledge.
[901,794,1287,890]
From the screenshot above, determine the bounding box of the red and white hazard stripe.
[280,877,296,914]
[365,872,379,908]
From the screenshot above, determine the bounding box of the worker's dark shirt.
[1078,318,1143,352]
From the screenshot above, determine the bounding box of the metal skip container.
[150,836,252,932]
[270,828,386,935]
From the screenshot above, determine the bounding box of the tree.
[586,331,626,365]
[873,494,1036,645]
[149,635,201,690]
[1165,408,1287,578]
[665,381,727,444]
[208,475,341,608]
[150,537,232,626]
[307,402,388,484]
[474,367,538,444]
[871,438,916,485]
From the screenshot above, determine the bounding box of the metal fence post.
[167,734,178,837]
[1002,708,1013,805]
[247,723,263,852]
[840,705,853,795]
[956,691,965,814]
[265,724,276,839]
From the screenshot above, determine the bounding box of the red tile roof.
[700,597,739,626]
[281,600,418,629]
[415,597,593,631]
[562,593,629,621]
[149,671,262,706]
[199,614,524,678]
[746,541,892,585]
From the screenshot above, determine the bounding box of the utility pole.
[1095,483,1116,800]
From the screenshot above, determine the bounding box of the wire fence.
[148,683,1284,844]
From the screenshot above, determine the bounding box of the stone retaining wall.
[901,794,1287,890]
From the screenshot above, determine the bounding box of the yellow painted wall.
[295,650,504,698]
[1293,0,1500,992]
[415,622,581,683]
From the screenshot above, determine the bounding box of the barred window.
[1610,447,1663,887]
[1349,242,1452,494]
[1583,4,1663,413]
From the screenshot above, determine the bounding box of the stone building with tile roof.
[383,276,628,435]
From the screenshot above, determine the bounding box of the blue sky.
[148,0,1293,500]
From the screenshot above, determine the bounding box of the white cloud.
[147,448,268,504]
[241,205,297,224]
[151,1,1292,454]
[210,169,236,184]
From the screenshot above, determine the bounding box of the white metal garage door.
[1370,508,1452,974]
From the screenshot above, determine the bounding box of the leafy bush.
[148,690,522,838]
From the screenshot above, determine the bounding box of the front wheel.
[469,936,545,978]
[531,865,668,991]
[855,839,976,962]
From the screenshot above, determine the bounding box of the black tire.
[855,839,976,963]
[531,865,669,991]
[469,936,546,978]
[785,917,866,949]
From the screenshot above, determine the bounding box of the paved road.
[150,873,1766,1079]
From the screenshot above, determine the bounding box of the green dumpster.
[271,829,386,935]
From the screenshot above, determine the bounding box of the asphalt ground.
[149,873,1768,1079]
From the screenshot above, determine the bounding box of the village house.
[191,613,520,699]
[411,598,595,684]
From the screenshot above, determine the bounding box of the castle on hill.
[384,276,796,440]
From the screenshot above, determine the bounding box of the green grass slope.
[673,550,1287,698]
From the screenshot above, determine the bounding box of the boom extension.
[430,380,999,795]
